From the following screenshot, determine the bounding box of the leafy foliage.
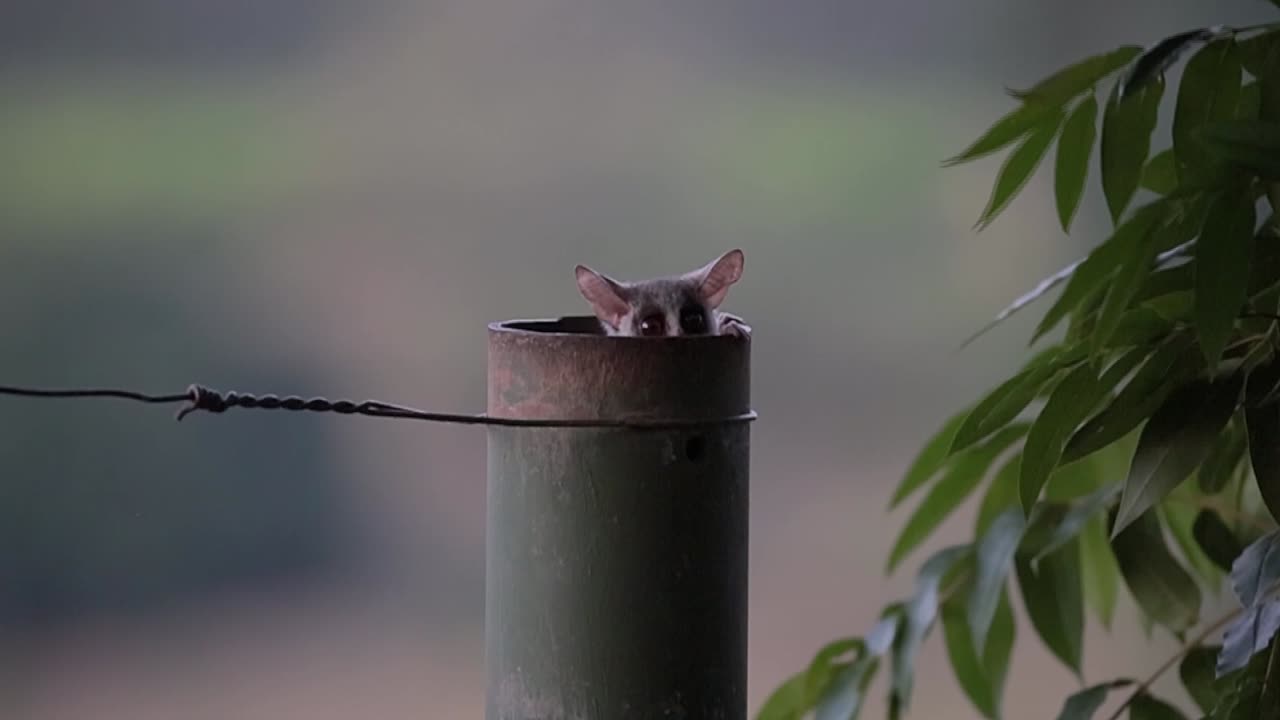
[1055,95,1098,232]
[1112,375,1242,536]
[941,585,1015,719]
[1015,542,1085,674]
[1111,508,1201,633]
[760,15,1280,720]
[1053,680,1133,720]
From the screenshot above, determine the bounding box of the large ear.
[689,248,744,308]
[575,265,630,329]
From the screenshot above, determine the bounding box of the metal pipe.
[485,316,752,720]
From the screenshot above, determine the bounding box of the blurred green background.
[1,1,1273,717]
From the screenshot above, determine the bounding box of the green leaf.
[1113,374,1243,537]
[1044,450,1106,501]
[1258,36,1280,125]
[892,409,969,508]
[887,424,1027,573]
[807,637,864,667]
[941,589,1014,720]
[1081,514,1121,628]
[1036,278,1106,349]
[1239,29,1280,78]
[1120,27,1226,99]
[1242,324,1278,376]
[1142,148,1179,194]
[976,452,1022,537]
[763,612,900,720]
[1136,262,1194,303]
[1111,508,1202,632]
[1056,94,1099,232]
[1200,420,1248,494]
[891,546,970,715]
[1016,540,1084,675]
[1065,284,1109,345]
[1246,402,1280,523]
[1028,484,1122,563]
[1194,509,1245,573]
[968,508,1026,654]
[803,637,864,707]
[1196,188,1259,368]
[1110,306,1177,348]
[984,595,1014,712]
[1157,191,1213,252]
[1230,531,1280,608]
[1209,638,1278,719]
[1217,601,1280,677]
[1035,201,1170,343]
[791,613,901,720]
[1174,39,1244,177]
[965,196,1192,346]
[1053,680,1133,720]
[1128,692,1190,719]
[1206,119,1280,151]
[1085,345,1146,394]
[1145,290,1195,322]
[1018,363,1100,509]
[1063,333,1200,464]
[756,670,807,720]
[1009,45,1143,106]
[1195,120,1280,178]
[945,101,1063,166]
[975,110,1065,230]
[1237,81,1261,121]
[814,653,880,720]
[951,354,1067,456]
[1102,76,1165,223]
[865,609,902,657]
[1021,360,1131,512]
[1180,644,1222,713]
[1247,212,1280,295]
[1162,492,1226,587]
[1091,206,1165,354]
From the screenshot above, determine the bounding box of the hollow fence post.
[485,317,752,720]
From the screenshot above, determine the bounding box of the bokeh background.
[2,1,1274,718]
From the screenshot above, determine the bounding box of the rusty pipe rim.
[487,316,754,428]
[487,317,746,343]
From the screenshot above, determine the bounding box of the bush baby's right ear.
[689,249,744,308]
[575,265,630,330]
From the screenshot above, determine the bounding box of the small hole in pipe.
[685,435,706,462]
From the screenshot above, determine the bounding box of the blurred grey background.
[1,1,1273,718]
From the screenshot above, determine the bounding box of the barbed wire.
[0,384,756,429]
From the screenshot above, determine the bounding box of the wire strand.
[0,386,190,404]
[0,384,756,429]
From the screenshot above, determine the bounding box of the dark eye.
[679,306,708,335]
[639,313,666,336]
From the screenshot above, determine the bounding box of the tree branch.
[1103,608,1243,720]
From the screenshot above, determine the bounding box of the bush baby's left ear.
[688,249,744,308]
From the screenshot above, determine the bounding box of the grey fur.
[575,250,750,338]
[604,276,715,337]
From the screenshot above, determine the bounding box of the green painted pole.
[485,317,752,720]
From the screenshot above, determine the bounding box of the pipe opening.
[496,316,607,335]
[491,316,745,342]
